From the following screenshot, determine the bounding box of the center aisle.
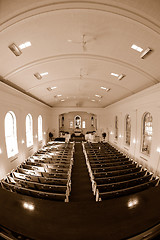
[70,142,95,202]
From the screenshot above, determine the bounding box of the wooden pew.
[96,177,159,201]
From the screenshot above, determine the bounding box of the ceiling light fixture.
[91,99,95,102]
[57,94,62,97]
[47,86,57,91]
[131,44,143,52]
[118,74,125,81]
[34,73,42,80]
[8,43,22,56]
[95,94,102,98]
[34,72,48,80]
[101,87,111,92]
[61,99,65,102]
[111,73,119,77]
[140,47,152,59]
[111,73,125,81]
[40,72,48,76]
[19,41,31,50]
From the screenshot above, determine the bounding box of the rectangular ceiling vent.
[140,48,152,59]
[8,43,22,56]
[34,73,42,80]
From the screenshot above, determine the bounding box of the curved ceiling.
[0,0,160,108]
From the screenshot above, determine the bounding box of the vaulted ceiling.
[0,0,160,108]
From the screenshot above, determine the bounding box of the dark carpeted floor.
[70,142,95,202]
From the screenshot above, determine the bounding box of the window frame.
[38,115,43,141]
[115,116,118,140]
[74,115,81,129]
[26,113,33,148]
[125,114,131,146]
[141,112,153,156]
[5,111,18,158]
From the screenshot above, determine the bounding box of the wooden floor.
[0,186,160,239]
[0,142,160,239]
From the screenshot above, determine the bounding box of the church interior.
[0,0,160,239]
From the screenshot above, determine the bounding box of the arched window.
[5,111,18,158]
[38,115,42,141]
[115,116,118,139]
[26,114,33,147]
[75,115,81,128]
[141,112,153,155]
[125,114,131,146]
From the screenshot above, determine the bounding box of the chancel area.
[0,0,160,239]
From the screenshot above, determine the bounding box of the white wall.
[2,79,160,179]
[51,107,107,138]
[59,111,97,134]
[104,83,160,176]
[0,82,51,179]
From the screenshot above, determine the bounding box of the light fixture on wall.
[133,138,136,144]
[21,140,25,144]
[0,148,2,154]
[157,147,160,153]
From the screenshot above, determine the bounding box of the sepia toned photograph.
[0,0,160,239]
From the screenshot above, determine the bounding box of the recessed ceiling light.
[95,94,101,98]
[19,41,31,50]
[61,99,65,102]
[101,87,111,92]
[47,86,57,91]
[34,72,48,80]
[111,73,119,77]
[57,94,62,97]
[131,44,143,52]
[91,99,95,102]
[40,72,48,77]
[111,73,125,81]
